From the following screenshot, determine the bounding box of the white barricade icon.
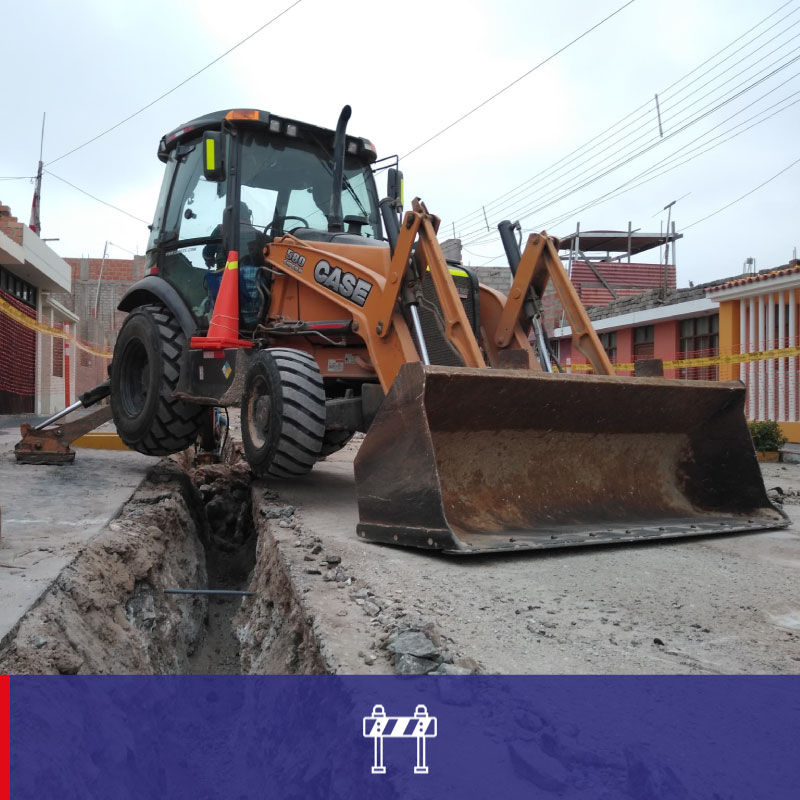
[363,704,438,774]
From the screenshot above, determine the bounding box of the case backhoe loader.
[90,105,784,553]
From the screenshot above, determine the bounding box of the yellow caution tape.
[567,345,800,373]
[0,295,113,358]
[7,288,797,372]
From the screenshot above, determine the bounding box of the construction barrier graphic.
[363,704,437,775]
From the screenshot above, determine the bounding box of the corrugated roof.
[557,230,682,257]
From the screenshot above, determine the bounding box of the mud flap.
[354,363,788,554]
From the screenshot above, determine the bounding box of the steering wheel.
[263,216,310,237]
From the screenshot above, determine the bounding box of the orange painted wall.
[718,299,739,381]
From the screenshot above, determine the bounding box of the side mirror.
[202,132,225,182]
[387,168,404,212]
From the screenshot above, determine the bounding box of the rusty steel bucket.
[354,363,788,554]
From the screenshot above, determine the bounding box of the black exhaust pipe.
[328,105,352,233]
[498,219,522,275]
[380,197,400,253]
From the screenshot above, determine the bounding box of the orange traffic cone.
[191,251,253,350]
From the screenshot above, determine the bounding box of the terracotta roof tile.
[708,263,800,291]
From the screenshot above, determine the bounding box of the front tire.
[242,348,326,478]
[110,303,204,455]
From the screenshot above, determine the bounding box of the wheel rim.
[246,375,271,449]
[119,339,149,417]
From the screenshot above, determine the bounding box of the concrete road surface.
[0,414,157,645]
[270,446,800,674]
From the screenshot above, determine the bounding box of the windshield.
[238,131,382,238]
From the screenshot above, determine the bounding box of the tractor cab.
[145,109,384,331]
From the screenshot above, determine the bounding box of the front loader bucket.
[354,363,788,554]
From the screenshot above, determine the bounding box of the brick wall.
[544,261,678,335]
[51,256,145,396]
[65,256,145,283]
[440,238,463,263]
[0,289,36,412]
[472,267,512,294]
[0,205,24,245]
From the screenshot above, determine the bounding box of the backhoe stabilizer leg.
[15,405,113,465]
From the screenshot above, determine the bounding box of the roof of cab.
[158,108,377,164]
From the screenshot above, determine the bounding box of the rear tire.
[242,348,326,478]
[110,303,204,455]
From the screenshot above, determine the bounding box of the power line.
[107,241,139,256]
[534,92,800,234]
[46,0,304,166]
[463,28,800,235]
[528,80,800,231]
[683,155,800,230]
[456,26,800,241]
[459,51,800,244]
[462,85,800,255]
[447,0,799,231]
[534,88,800,232]
[514,109,798,243]
[44,170,149,224]
[400,0,639,160]
[449,0,800,229]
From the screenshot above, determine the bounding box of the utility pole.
[93,241,109,318]
[654,94,664,137]
[29,113,45,235]
[662,200,677,295]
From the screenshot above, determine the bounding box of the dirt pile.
[236,490,327,674]
[0,462,208,674]
[0,452,333,675]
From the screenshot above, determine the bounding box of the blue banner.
[10,676,800,798]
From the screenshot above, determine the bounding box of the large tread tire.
[110,303,204,455]
[242,348,325,479]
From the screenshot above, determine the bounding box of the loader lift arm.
[265,198,596,383]
[495,222,614,375]
[352,200,788,554]
[263,198,490,392]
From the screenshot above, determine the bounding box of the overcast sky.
[2,0,798,287]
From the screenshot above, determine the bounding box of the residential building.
[708,262,800,443]
[553,260,800,442]
[0,202,144,414]
[0,203,74,415]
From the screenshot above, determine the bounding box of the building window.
[633,325,654,359]
[0,266,37,309]
[599,331,617,362]
[679,314,719,380]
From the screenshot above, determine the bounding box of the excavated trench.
[186,462,257,674]
[0,457,326,675]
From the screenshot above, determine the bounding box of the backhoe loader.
[95,105,784,553]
